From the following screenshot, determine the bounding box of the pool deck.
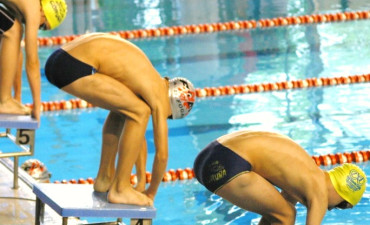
[0,157,82,225]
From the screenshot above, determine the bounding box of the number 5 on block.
[16,129,35,146]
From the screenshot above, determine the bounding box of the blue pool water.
[8,0,370,224]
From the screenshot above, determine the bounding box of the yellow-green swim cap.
[41,0,67,30]
[328,163,367,206]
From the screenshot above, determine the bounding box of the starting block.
[0,114,39,188]
[33,183,156,225]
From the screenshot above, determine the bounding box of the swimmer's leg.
[62,73,152,206]
[13,50,23,102]
[94,111,124,192]
[94,111,147,193]
[108,117,152,205]
[0,23,30,115]
[216,172,296,225]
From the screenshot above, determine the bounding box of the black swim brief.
[45,48,96,89]
[193,140,252,193]
[0,3,15,34]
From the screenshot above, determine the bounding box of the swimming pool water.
[14,0,370,224]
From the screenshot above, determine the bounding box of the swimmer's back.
[217,130,305,162]
[61,33,152,77]
[62,33,168,109]
[60,33,163,98]
[217,130,323,203]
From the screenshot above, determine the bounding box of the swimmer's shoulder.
[62,32,130,51]
[217,130,288,141]
[68,32,122,43]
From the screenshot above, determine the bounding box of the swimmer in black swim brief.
[0,0,67,120]
[193,140,252,193]
[45,49,97,89]
[42,33,196,206]
[0,3,15,34]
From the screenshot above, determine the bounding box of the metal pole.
[13,156,19,189]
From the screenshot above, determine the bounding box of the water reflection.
[193,190,260,224]
[41,0,370,37]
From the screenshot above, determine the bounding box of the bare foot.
[0,98,30,115]
[108,185,153,206]
[94,176,113,192]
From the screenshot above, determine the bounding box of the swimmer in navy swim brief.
[193,140,252,193]
[45,48,96,89]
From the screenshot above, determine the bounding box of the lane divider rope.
[52,149,369,185]
[28,73,369,112]
[35,10,370,47]
[195,74,369,98]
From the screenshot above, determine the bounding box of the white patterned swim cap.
[168,77,195,119]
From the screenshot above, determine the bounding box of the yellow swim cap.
[41,0,67,30]
[328,163,367,206]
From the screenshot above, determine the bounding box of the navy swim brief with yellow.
[193,140,252,193]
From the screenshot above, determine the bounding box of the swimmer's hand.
[31,103,41,121]
[134,181,146,193]
[143,190,155,201]
[147,196,154,206]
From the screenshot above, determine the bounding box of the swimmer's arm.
[282,189,326,225]
[305,196,327,225]
[145,107,168,199]
[300,176,327,225]
[135,138,147,192]
[258,191,298,225]
[281,190,298,205]
[24,6,42,120]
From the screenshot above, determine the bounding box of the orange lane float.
[36,10,370,47]
[195,74,370,98]
[312,150,370,166]
[27,73,369,112]
[53,150,368,185]
[25,99,94,112]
